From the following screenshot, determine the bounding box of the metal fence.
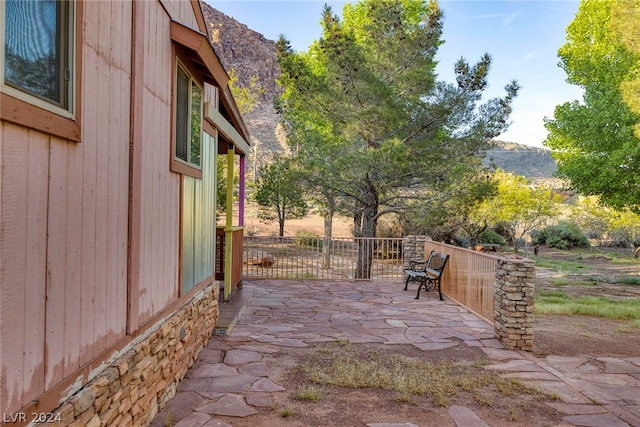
[243,236,405,280]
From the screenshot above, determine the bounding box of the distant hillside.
[484,141,557,179]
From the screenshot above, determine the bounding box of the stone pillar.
[494,258,535,350]
[402,235,429,269]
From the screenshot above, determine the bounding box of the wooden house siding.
[134,0,180,326]
[1,0,132,413]
[0,0,246,419]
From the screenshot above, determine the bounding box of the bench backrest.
[427,251,449,275]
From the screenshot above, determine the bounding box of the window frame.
[171,56,204,179]
[0,0,81,142]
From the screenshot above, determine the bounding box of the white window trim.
[0,0,76,119]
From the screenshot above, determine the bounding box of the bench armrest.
[406,260,428,271]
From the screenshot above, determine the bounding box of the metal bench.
[403,250,449,300]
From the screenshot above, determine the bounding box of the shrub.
[453,235,471,248]
[531,222,590,250]
[295,230,323,248]
[477,229,505,245]
[621,276,640,286]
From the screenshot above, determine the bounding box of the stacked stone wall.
[46,284,219,426]
[402,235,430,269]
[494,258,535,350]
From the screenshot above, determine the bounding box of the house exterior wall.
[0,0,234,423]
[135,0,180,326]
[1,0,133,412]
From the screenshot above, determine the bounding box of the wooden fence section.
[424,240,499,322]
[243,236,404,280]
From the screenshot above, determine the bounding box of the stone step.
[212,285,256,336]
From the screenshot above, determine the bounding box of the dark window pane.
[4,0,66,106]
[190,81,202,166]
[175,66,189,162]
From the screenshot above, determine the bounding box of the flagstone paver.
[223,349,262,365]
[563,413,632,427]
[197,394,257,417]
[448,405,490,427]
[173,412,213,427]
[151,280,640,427]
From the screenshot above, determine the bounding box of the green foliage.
[295,230,323,248]
[469,170,563,249]
[534,256,591,274]
[544,0,640,211]
[570,195,640,247]
[253,156,307,237]
[608,208,640,247]
[216,156,239,212]
[531,221,590,250]
[477,228,505,245]
[276,0,519,254]
[569,196,612,244]
[227,68,264,115]
[612,0,640,140]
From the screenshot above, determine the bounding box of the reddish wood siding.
[1,0,231,415]
[1,124,49,409]
[134,0,180,326]
[1,1,132,412]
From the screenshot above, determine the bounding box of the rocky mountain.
[200,3,557,181]
[485,141,557,179]
[201,1,287,179]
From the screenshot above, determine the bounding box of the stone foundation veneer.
[47,284,219,426]
[494,258,535,351]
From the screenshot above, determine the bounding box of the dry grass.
[294,342,548,407]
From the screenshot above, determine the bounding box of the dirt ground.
[221,211,640,426]
[531,245,640,358]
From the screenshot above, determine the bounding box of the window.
[2,0,74,115]
[175,62,202,170]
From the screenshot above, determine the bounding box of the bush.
[531,222,590,250]
[477,229,505,246]
[295,230,323,248]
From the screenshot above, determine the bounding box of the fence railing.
[243,235,501,324]
[424,240,499,322]
[243,236,404,280]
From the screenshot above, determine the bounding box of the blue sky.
[207,0,583,147]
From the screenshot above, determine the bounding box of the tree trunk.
[355,204,377,279]
[322,212,333,269]
[278,205,285,237]
[321,193,336,269]
[355,174,379,279]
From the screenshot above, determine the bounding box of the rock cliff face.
[200,2,286,176]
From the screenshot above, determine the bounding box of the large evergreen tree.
[544,0,640,210]
[277,0,519,277]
